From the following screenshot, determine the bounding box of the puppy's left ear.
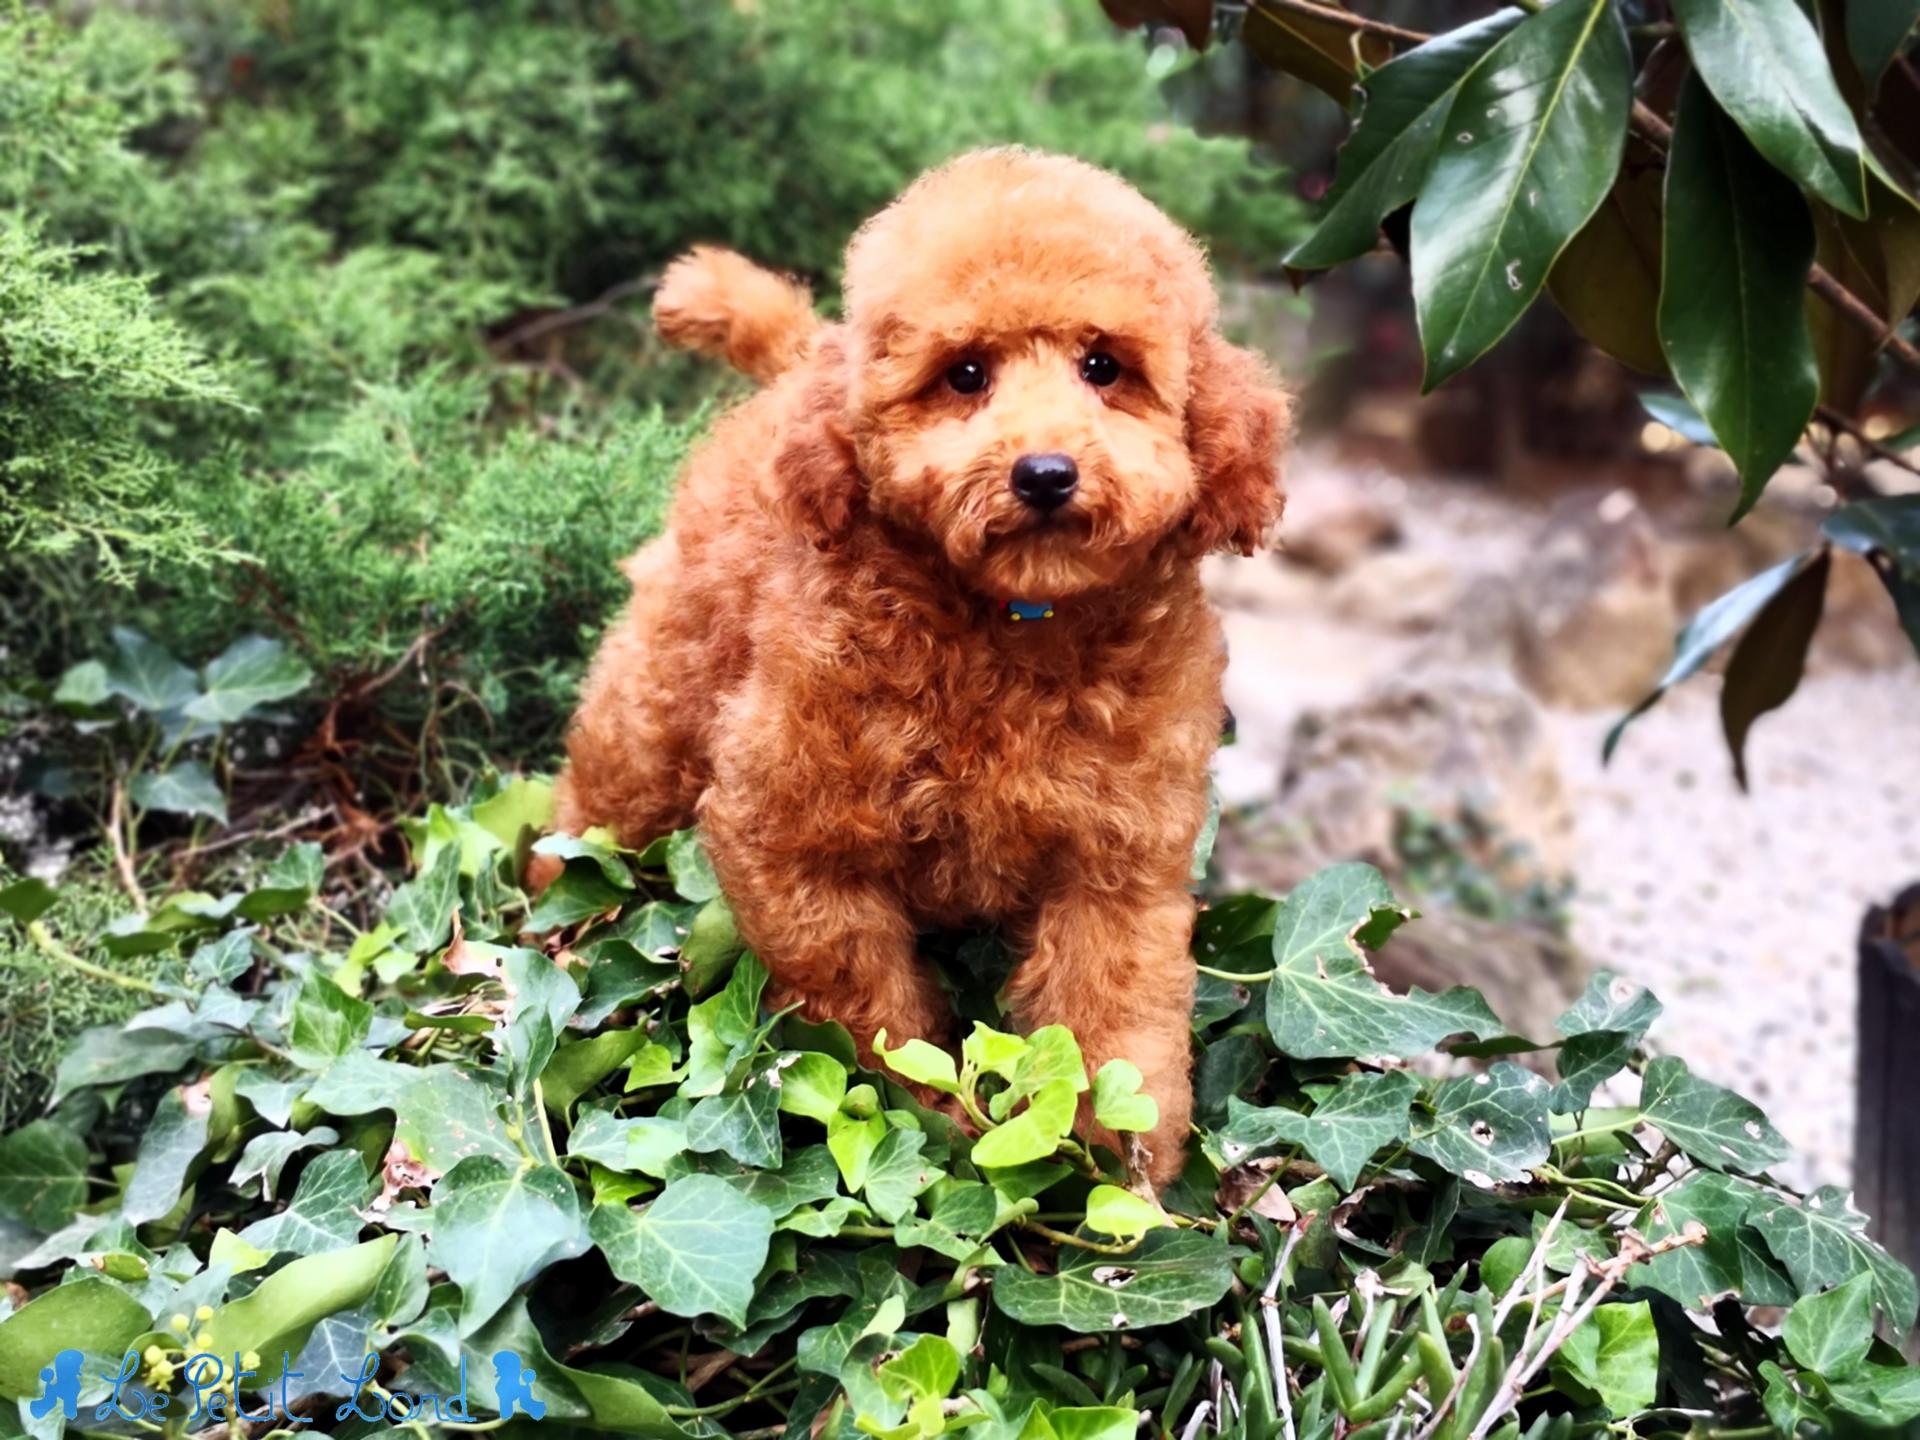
[1183,330,1291,556]
[768,335,864,549]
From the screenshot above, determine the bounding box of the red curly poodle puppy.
[547,148,1289,1184]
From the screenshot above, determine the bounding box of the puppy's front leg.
[1005,885,1197,1189]
[717,856,951,1065]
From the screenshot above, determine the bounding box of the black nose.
[1010,452,1079,512]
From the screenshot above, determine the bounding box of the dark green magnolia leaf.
[104,628,197,713]
[0,1278,150,1400]
[1288,11,1523,268]
[589,1173,774,1327]
[1557,971,1662,1042]
[1548,144,1668,375]
[1849,1,1920,87]
[1265,865,1499,1059]
[1672,0,1867,217]
[1555,1301,1658,1417]
[182,635,312,723]
[1825,495,1920,657]
[1660,76,1819,518]
[1408,1062,1552,1184]
[1828,1359,1920,1427]
[288,973,373,1070]
[1721,548,1829,789]
[1785,1271,1875,1377]
[123,1085,211,1225]
[0,1121,89,1231]
[130,762,228,824]
[685,1074,784,1169]
[428,1155,587,1335]
[1750,1185,1920,1330]
[229,1124,340,1200]
[0,877,57,925]
[1634,1171,1795,1309]
[237,1148,373,1256]
[1218,1069,1418,1192]
[1640,1056,1790,1174]
[389,843,462,952]
[1410,0,1631,389]
[1242,0,1392,109]
[199,1234,396,1386]
[992,1228,1236,1333]
[1605,554,1814,761]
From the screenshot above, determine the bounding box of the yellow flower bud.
[168,1313,189,1333]
[194,1304,214,1321]
[242,1351,261,1371]
[143,1345,163,1366]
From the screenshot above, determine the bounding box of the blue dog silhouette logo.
[492,1351,544,1420]
[32,1350,84,1420]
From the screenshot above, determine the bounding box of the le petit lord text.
[33,1350,536,1427]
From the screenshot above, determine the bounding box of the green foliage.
[1,798,1911,1437]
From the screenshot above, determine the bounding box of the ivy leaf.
[679,897,744,999]
[665,829,722,902]
[1288,11,1524,269]
[874,1031,960,1095]
[963,1023,1028,1080]
[428,1156,587,1335]
[0,1121,89,1231]
[237,1148,373,1257]
[1785,1271,1875,1378]
[566,1108,689,1179]
[862,1129,934,1224]
[1557,971,1662,1042]
[187,930,255,985]
[542,1029,647,1114]
[229,1125,340,1200]
[183,635,311,723]
[130,762,228,824]
[1091,1061,1158,1133]
[895,1182,1001,1261]
[1556,1301,1659,1417]
[684,953,768,1097]
[390,1066,519,1172]
[530,833,636,891]
[992,1228,1236,1333]
[1751,1186,1920,1331]
[123,1086,212,1225]
[990,1025,1088,1121]
[1639,1056,1790,1174]
[723,1144,843,1219]
[686,1075,784,1169]
[0,877,57,925]
[1549,1031,1634,1115]
[1264,864,1498,1059]
[1219,1069,1418,1192]
[589,1174,774,1327]
[772,1051,849,1124]
[1828,1360,1920,1428]
[1659,76,1819,518]
[973,1080,1079,1169]
[1084,1186,1167,1243]
[1634,1171,1795,1310]
[104,628,197,713]
[288,973,373,1070]
[829,1110,887,1191]
[1606,555,1813,761]
[1409,1063,1553,1185]
[1410,0,1631,389]
[52,659,109,708]
[877,1333,960,1405]
[388,843,462,952]
[1671,0,1867,217]
[1721,549,1829,787]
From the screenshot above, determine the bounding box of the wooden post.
[1856,882,1920,1358]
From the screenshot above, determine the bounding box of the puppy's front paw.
[524,850,565,894]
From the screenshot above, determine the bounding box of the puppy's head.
[773,148,1290,600]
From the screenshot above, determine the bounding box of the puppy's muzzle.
[1010,452,1079,513]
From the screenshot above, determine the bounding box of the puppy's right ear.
[769,338,863,549]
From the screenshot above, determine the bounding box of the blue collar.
[1004,599,1054,622]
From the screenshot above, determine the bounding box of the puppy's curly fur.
[549,149,1289,1184]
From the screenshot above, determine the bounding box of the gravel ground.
[1213,453,1920,1191]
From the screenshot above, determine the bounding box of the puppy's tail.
[653,246,819,385]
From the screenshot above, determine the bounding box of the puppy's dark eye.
[1080,351,1121,387]
[946,359,988,395]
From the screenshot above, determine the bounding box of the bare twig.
[107,779,148,912]
[1816,405,1920,482]
[1261,1219,1310,1440]
[1252,0,1425,43]
[1177,1399,1213,1440]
